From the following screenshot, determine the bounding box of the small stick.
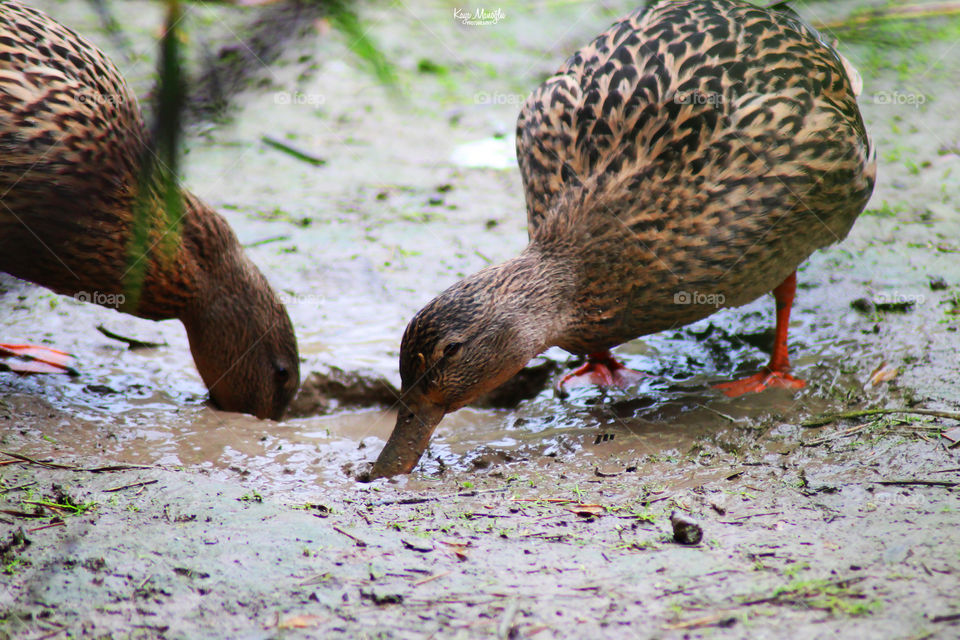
[22,501,70,514]
[0,459,25,467]
[803,408,960,428]
[96,325,166,349]
[413,571,451,586]
[932,613,960,623]
[368,487,508,507]
[104,479,159,493]
[28,521,66,533]
[871,480,957,488]
[0,481,36,494]
[261,135,326,166]
[243,235,291,248]
[698,404,738,423]
[86,464,154,473]
[0,509,46,519]
[332,525,367,547]
[733,511,782,521]
[0,451,76,469]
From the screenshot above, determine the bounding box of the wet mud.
[2,1,959,638]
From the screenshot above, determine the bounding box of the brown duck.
[0,1,299,419]
[370,0,876,478]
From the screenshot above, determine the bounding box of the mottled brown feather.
[516,0,875,351]
[371,0,876,478]
[0,1,299,419]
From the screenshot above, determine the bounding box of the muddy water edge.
[2,1,959,638]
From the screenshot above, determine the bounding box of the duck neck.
[122,189,245,322]
[487,246,575,357]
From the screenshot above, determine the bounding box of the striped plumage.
[370,0,876,478]
[0,1,299,419]
[517,0,873,348]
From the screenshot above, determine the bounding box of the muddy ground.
[2,0,959,638]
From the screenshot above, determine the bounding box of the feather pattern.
[516,0,875,351]
[0,1,299,419]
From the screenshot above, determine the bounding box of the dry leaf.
[568,503,605,517]
[277,614,324,629]
[868,362,900,387]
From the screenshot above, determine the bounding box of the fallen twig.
[104,479,159,493]
[932,613,960,623]
[0,451,76,469]
[96,325,166,349]
[802,423,871,447]
[28,520,66,533]
[243,234,290,248]
[87,464,154,473]
[0,481,36,494]
[720,511,783,523]
[332,525,367,547]
[0,509,45,519]
[261,135,326,166]
[803,408,960,428]
[22,501,71,515]
[412,571,451,586]
[871,480,957,488]
[663,612,737,630]
[368,487,508,507]
[740,576,866,607]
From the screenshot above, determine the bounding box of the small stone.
[670,511,703,545]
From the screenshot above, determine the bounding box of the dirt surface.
[2,1,960,638]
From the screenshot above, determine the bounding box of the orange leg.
[557,350,645,395]
[714,271,806,397]
[0,343,78,375]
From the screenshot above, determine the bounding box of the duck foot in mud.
[0,344,78,375]
[714,271,805,397]
[714,368,805,397]
[556,351,645,397]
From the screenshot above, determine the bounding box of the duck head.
[183,260,300,421]
[368,253,568,478]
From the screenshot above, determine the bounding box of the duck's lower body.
[555,269,805,398]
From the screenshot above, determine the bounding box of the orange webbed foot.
[0,344,78,376]
[713,368,805,397]
[556,351,645,396]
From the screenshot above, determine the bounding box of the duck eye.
[275,365,290,383]
[442,342,463,358]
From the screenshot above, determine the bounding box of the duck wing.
[0,2,143,203]
[516,0,875,255]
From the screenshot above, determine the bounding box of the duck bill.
[369,399,446,479]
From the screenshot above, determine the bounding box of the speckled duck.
[0,1,299,419]
[369,0,876,478]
